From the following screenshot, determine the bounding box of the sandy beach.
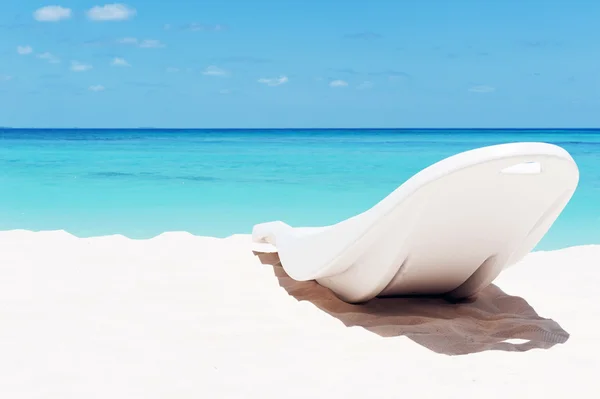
[1,229,598,398]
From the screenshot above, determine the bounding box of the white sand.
[0,230,598,398]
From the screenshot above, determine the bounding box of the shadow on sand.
[255,252,569,356]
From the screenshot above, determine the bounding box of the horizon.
[1,1,599,128]
[2,127,600,131]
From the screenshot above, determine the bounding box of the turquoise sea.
[0,128,598,250]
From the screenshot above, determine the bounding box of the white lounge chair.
[251,142,579,304]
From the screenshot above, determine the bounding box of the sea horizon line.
[2,127,600,132]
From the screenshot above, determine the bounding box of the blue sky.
[0,1,599,128]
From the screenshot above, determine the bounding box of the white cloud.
[184,23,225,32]
[469,85,495,93]
[219,89,232,95]
[257,75,289,86]
[139,39,165,48]
[33,5,72,22]
[86,4,137,21]
[17,45,33,55]
[166,67,180,73]
[111,57,130,67]
[117,37,164,48]
[202,65,227,76]
[329,80,348,88]
[357,81,373,90]
[37,52,60,64]
[89,85,105,92]
[0,75,13,81]
[117,37,138,45]
[70,61,93,72]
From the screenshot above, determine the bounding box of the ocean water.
[0,128,598,250]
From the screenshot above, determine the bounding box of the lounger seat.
[252,142,579,303]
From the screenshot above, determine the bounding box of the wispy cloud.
[357,81,374,90]
[257,75,288,86]
[329,80,348,87]
[37,52,61,64]
[468,85,495,93]
[111,57,130,67]
[202,65,228,76]
[89,84,105,92]
[0,74,13,82]
[80,37,111,47]
[17,45,33,55]
[329,68,361,75]
[70,61,93,72]
[166,67,180,73]
[368,70,411,80]
[86,4,137,21]
[116,37,165,48]
[518,39,561,48]
[139,39,165,48]
[117,37,138,44]
[343,31,382,40]
[33,6,72,22]
[180,23,226,32]
[219,89,233,95]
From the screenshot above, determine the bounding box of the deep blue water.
[1,128,598,250]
